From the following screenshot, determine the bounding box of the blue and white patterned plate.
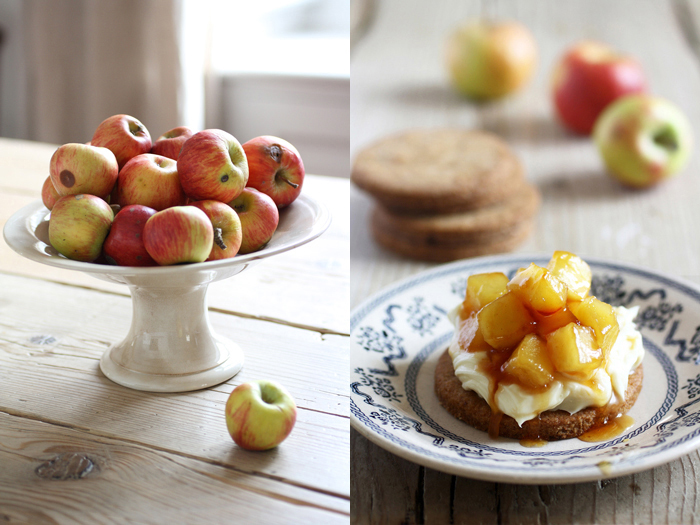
[350,254,700,484]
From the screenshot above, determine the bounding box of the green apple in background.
[225,380,297,451]
[446,19,537,100]
[594,94,693,188]
[48,194,114,262]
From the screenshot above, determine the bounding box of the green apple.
[49,143,119,200]
[594,94,693,187]
[48,194,114,262]
[446,19,537,99]
[225,380,297,451]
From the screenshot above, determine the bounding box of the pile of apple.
[42,114,305,266]
[446,22,693,188]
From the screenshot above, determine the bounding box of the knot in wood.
[35,452,97,480]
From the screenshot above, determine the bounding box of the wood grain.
[0,273,349,499]
[0,411,348,523]
[350,0,700,522]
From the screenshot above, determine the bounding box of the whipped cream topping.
[447,305,644,426]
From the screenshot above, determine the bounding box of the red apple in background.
[189,200,242,261]
[41,176,61,210]
[228,188,279,254]
[49,143,119,199]
[115,153,186,211]
[48,194,114,262]
[593,94,693,188]
[225,380,297,451]
[243,136,305,208]
[151,126,194,160]
[177,129,248,202]
[445,20,537,100]
[91,114,152,168]
[143,206,214,265]
[103,205,157,266]
[552,41,646,135]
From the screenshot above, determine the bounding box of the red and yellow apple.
[177,129,248,202]
[189,199,242,261]
[593,94,693,188]
[91,114,152,169]
[552,41,646,135]
[151,126,195,160]
[225,380,297,451]
[103,205,157,267]
[49,143,119,200]
[41,176,61,210]
[445,20,537,99]
[142,206,214,265]
[115,153,186,211]
[228,188,279,254]
[243,136,305,208]
[48,194,114,262]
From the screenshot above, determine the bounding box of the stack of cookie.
[351,129,540,262]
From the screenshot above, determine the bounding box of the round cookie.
[352,129,526,214]
[372,217,534,262]
[372,181,540,246]
[434,349,643,441]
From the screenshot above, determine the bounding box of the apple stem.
[280,175,299,189]
[213,227,227,250]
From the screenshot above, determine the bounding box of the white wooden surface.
[350,0,700,522]
[0,138,350,523]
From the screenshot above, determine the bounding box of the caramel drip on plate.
[578,414,634,442]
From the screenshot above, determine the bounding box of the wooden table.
[351,0,700,522]
[0,138,350,523]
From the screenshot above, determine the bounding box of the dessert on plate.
[435,251,644,441]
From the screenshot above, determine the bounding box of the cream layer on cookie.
[447,305,644,426]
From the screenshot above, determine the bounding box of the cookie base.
[434,349,643,441]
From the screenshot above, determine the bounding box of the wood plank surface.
[350,0,700,522]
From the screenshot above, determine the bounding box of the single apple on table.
[552,41,646,135]
[48,194,114,262]
[91,114,152,169]
[228,188,279,254]
[593,94,693,188]
[177,129,248,202]
[151,126,194,160]
[41,176,61,210]
[142,206,214,265]
[445,19,537,100]
[49,143,119,200]
[243,136,305,208]
[115,153,187,211]
[225,380,297,451]
[103,204,157,267]
[189,200,242,261]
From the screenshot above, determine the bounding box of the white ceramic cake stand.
[3,196,330,393]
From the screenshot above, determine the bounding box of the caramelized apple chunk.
[508,263,568,314]
[457,313,493,353]
[546,251,592,301]
[546,322,603,380]
[463,272,510,313]
[569,296,620,356]
[502,334,555,389]
[533,307,578,336]
[478,291,535,349]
